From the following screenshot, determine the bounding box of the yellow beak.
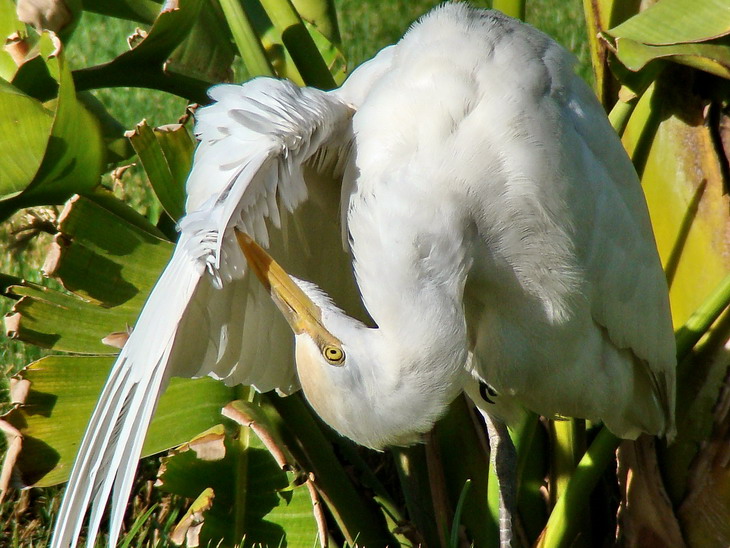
[235,230,342,347]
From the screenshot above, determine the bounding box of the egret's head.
[235,230,349,365]
[235,230,433,449]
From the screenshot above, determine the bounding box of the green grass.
[0,1,590,545]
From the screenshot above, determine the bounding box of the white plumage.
[51,4,675,546]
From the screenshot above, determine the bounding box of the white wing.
[51,75,383,548]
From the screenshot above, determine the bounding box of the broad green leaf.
[73,0,211,103]
[127,120,194,221]
[0,0,24,40]
[621,76,730,508]
[5,283,131,354]
[81,0,161,25]
[0,355,234,487]
[9,49,58,102]
[0,0,25,81]
[0,33,105,220]
[3,194,173,357]
[621,84,730,329]
[609,0,730,45]
[77,91,136,164]
[85,188,168,238]
[166,3,237,85]
[262,394,397,547]
[48,194,172,308]
[0,79,54,200]
[157,423,320,547]
[612,37,730,78]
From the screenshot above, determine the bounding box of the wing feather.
[52,77,368,548]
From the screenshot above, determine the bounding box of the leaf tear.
[170,486,215,547]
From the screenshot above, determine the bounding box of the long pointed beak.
[235,230,340,346]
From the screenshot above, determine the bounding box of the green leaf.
[611,37,730,79]
[0,355,234,488]
[157,423,320,547]
[620,81,730,329]
[0,0,24,40]
[0,79,54,201]
[262,394,397,547]
[304,20,347,86]
[3,194,173,355]
[127,120,194,221]
[72,0,211,103]
[259,0,337,89]
[609,0,730,45]
[5,283,132,354]
[47,194,172,308]
[432,397,493,546]
[537,428,620,548]
[77,91,136,164]
[220,0,276,78]
[290,0,341,47]
[80,0,161,25]
[0,0,25,81]
[165,3,237,85]
[0,33,105,220]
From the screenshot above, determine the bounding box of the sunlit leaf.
[0,33,104,220]
[166,3,237,85]
[0,355,234,488]
[0,79,53,201]
[47,193,172,308]
[5,283,130,354]
[621,83,730,329]
[0,0,26,81]
[73,0,211,102]
[609,0,730,45]
[127,120,194,221]
[303,19,347,85]
[158,422,321,547]
[611,37,730,78]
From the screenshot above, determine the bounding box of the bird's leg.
[484,412,516,548]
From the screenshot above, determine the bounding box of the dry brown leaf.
[617,436,685,547]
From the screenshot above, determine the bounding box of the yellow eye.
[322,345,345,365]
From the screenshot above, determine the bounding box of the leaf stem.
[537,428,619,548]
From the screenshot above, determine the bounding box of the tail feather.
[51,248,203,548]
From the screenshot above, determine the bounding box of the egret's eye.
[322,345,345,365]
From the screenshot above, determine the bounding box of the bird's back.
[341,4,675,438]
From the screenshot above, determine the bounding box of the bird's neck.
[346,236,472,446]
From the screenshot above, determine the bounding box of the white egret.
[51,3,676,547]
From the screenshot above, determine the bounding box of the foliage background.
[0,1,590,545]
[1,0,729,547]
